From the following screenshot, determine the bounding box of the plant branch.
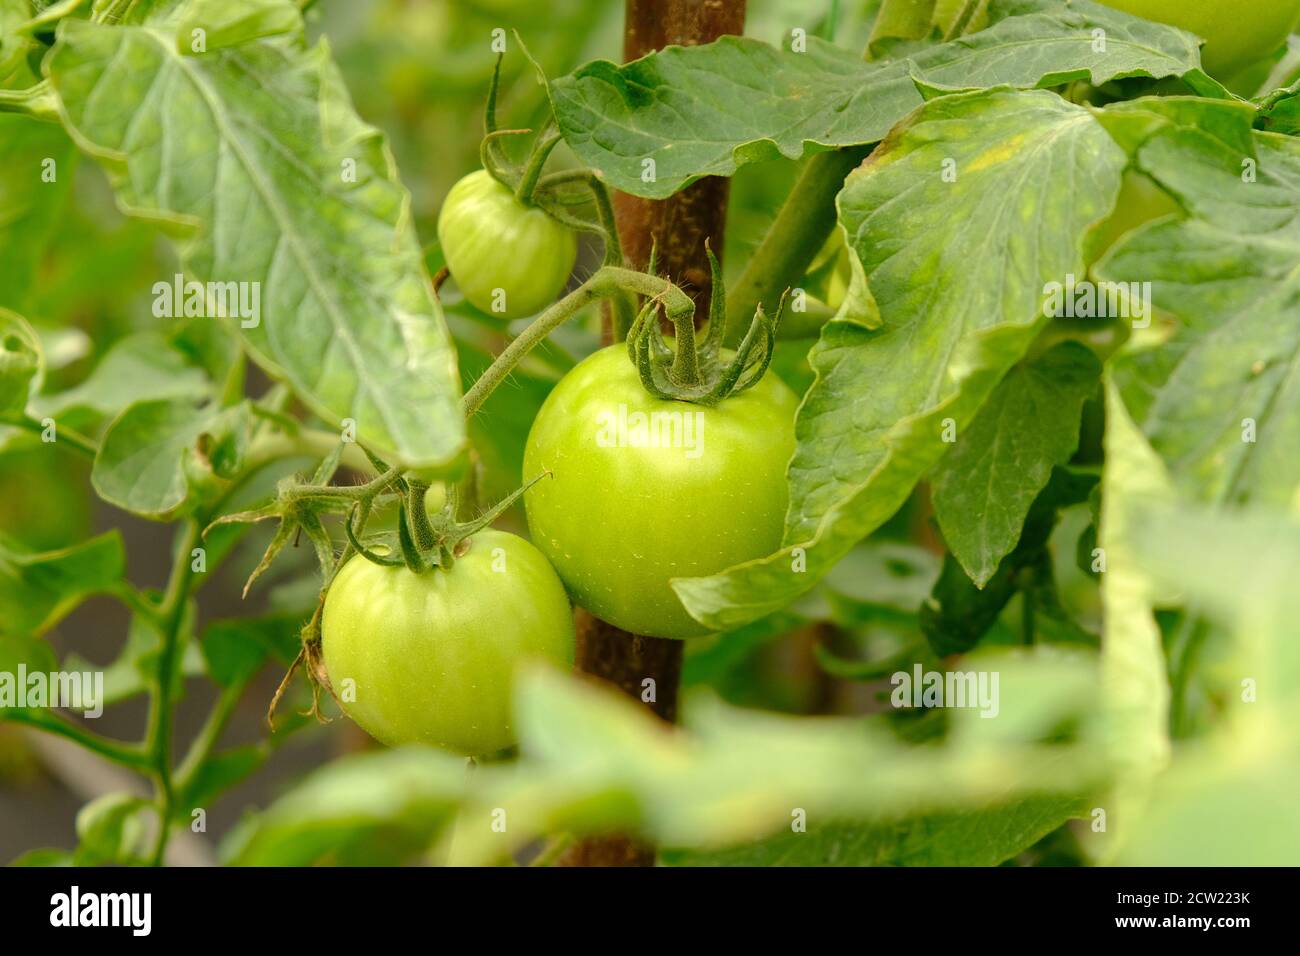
[145,518,202,866]
[173,680,248,798]
[463,266,693,418]
[0,81,61,122]
[2,709,151,769]
[2,414,99,457]
[723,145,868,345]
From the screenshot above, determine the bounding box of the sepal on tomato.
[627,243,785,406]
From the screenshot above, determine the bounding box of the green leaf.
[0,306,42,418]
[1097,105,1300,509]
[0,530,125,635]
[200,613,299,688]
[821,541,940,625]
[1096,377,1174,852]
[178,744,268,811]
[8,848,74,867]
[0,116,75,311]
[176,0,301,54]
[47,9,465,471]
[0,631,60,692]
[675,88,1127,632]
[663,796,1088,866]
[73,793,152,866]
[91,398,250,518]
[0,1,41,90]
[1114,504,1300,865]
[932,342,1101,586]
[548,0,1200,198]
[923,467,1097,655]
[869,0,943,56]
[230,664,1109,865]
[34,332,212,421]
[64,606,202,707]
[221,746,468,865]
[1119,750,1300,866]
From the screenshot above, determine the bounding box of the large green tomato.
[437,169,578,320]
[523,345,799,639]
[321,528,574,755]
[1100,1,1300,77]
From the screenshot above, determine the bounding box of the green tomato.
[523,345,799,639]
[321,528,574,755]
[1089,168,1181,257]
[1099,0,1300,77]
[437,169,578,320]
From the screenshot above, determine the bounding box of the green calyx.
[477,51,624,270]
[344,472,548,575]
[627,242,785,406]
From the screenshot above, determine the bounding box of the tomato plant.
[1,0,1298,885]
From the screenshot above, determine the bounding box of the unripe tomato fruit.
[1089,168,1181,258]
[1099,0,1300,77]
[523,345,799,639]
[321,528,574,755]
[437,170,578,320]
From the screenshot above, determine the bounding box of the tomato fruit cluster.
[523,344,799,639]
[437,169,578,320]
[321,529,575,755]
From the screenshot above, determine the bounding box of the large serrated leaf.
[548,0,1200,198]
[46,10,465,471]
[675,88,1126,632]
[1096,102,1300,509]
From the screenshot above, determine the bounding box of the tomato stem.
[462,265,694,418]
[145,517,202,866]
[515,126,562,206]
[406,478,438,552]
[723,145,868,345]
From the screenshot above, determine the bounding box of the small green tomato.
[321,528,574,756]
[437,169,578,320]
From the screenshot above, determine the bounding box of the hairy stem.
[516,128,562,205]
[463,266,693,418]
[241,427,371,474]
[145,518,202,866]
